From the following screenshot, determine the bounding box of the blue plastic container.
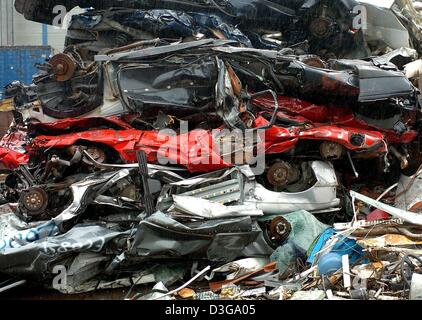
[317,252,343,275]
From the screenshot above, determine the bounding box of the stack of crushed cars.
[2,0,422,300]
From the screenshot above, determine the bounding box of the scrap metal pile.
[2,0,422,300]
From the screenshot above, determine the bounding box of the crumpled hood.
[14,0,297,25]
[15,0,92,24]
[14,0,358,25]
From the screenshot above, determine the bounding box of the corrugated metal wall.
[0,0,14,46]
[0,46,52,98]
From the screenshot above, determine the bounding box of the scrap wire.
[0,280,26,293]
[347,151,359,178]
[311,227,360,266]
[151,265,211,300]
[124,264,161,300]
[377,163,422,202]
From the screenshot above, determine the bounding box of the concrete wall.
[1,0,86,53]
[0,0,72,53]
[13,9,67,53]
[0,0,14,46]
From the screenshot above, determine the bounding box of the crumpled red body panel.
[0,147,29,169]
[31,116,388,172]
[0,128,29,169]
[30,116,134,134]
[32,128,233,172]
[255,117,386,155]
[253,94,418,145]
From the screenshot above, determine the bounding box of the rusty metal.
[309,17,333,38]
[267,161,300,188]
[320,141,345,160]
[82,146,107,165]
[19,187,48,216]
[410,202,422,213]
[227,63,242,98]
[209,262,277,293]
[300,56,326,68]
[49,53,77,82]
[352,224,422,241]
[260,216,292,250]
[105,38,160,55]
[269,216,292,243]
[390,146,409,170]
